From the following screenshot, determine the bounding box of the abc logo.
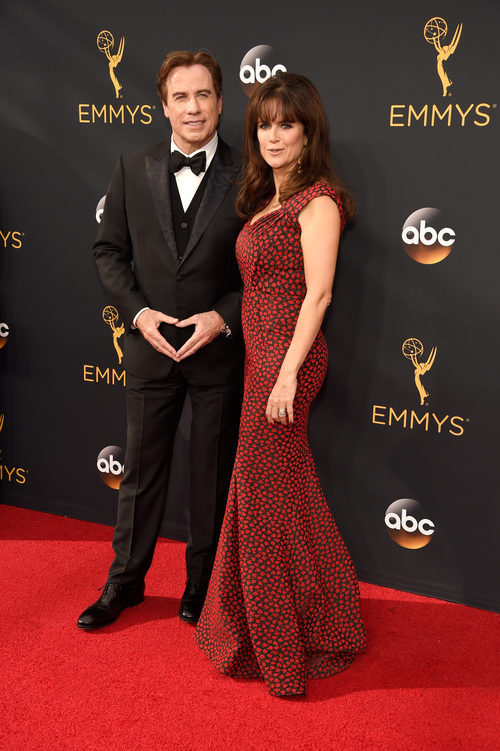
[239,45,287,96]
[97,445,124,489]
[96,195,106,224]
[0,322,9,349]
[402,208,455,264]
[385,498,435,549]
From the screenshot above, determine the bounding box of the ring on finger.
[277,408,286,417]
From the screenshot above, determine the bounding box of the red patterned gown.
[195,183,366,696]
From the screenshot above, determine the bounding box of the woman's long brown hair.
[236,72,355,222]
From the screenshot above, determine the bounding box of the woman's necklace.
[267,195,281,210]
[250,194,282,225]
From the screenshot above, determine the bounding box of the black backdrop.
[1,0,499,612]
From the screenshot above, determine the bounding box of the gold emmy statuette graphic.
[0,414,4,432]
[102,306,124,364]
[97,30,125,99]
[424,17,462,97]
[402,338,437,406]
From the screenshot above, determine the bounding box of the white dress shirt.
[171,132,218,212]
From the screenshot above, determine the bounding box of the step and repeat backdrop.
[1,0,499,611]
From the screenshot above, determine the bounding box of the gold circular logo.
[102,305,119,325]
[97,30,114,54]
[424,17,447,44]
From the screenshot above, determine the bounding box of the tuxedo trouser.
[108,366,241,587]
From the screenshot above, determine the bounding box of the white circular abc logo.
[239,45,287,96]
[385,498,435,549]
[96,195,106,224]
[0,322,9,349]
[97,445,124,489]
[402,208,455,264]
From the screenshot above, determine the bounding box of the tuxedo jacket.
[93,138,244,385]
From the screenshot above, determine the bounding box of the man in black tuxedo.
[78,50,244,629]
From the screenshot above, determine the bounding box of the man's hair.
[157,50,223,103]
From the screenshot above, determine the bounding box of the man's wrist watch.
[220,322,232,338]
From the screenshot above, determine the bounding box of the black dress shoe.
[77,581,145,630]
[179,579,208,624]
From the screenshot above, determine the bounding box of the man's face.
[162,64,222,154]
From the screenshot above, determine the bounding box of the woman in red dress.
[195,72,366,696]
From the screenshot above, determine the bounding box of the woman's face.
[256,107,306,179]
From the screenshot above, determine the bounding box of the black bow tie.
[169,150,206,176]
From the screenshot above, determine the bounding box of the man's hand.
[135,308,179,359]
[175,310,224,361]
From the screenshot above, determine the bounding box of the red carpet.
[1,504,498,750]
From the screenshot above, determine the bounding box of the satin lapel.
[180,153,239,266]
[145,153,177,260]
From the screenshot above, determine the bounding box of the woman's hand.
[266,371,297,425]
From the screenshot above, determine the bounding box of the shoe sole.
[77,593,144,631]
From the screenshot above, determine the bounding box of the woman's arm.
[266,195,341,424]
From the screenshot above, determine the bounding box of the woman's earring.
[297,140,307,172]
